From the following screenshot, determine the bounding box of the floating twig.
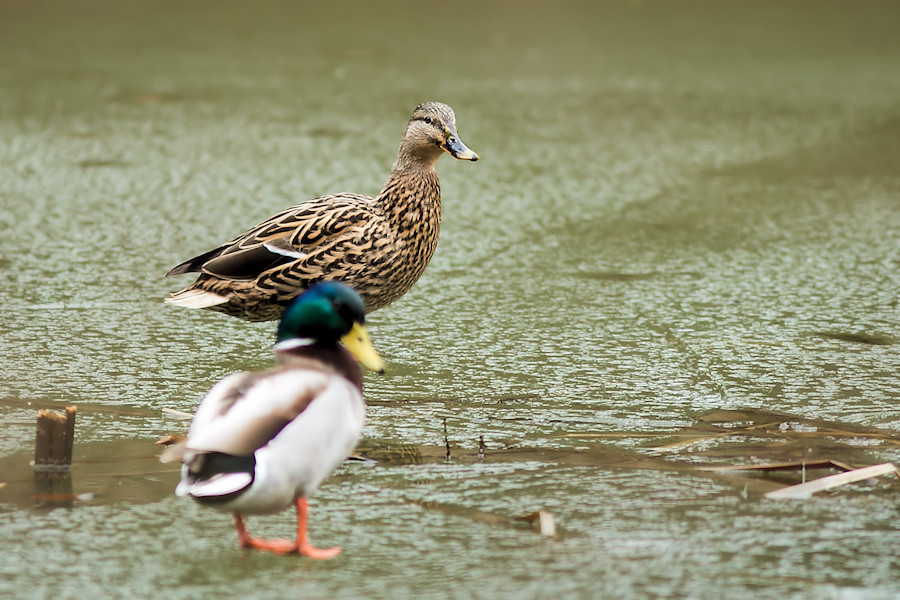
[649,431,745,452]
[701,459,855,473]
[649,421,783,453]
[764,463,898,500]
[161,407,194,420]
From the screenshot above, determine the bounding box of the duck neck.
[276,342,364,392]
[377,165,442,236]
[390,139,443,173]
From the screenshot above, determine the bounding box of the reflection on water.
[1,0,899,598]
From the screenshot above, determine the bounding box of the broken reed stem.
[443,417,451,461]
[34,406,77,473]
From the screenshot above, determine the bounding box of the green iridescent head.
[275,282,383,373]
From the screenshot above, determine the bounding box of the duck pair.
[170,103,477,558]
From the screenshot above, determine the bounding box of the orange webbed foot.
[234,514,297,555]
[239,536,298,555]
[297,542,341,560]
[232,498,343,559]
[294,497,341,560]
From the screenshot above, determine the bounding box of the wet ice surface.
[2,1,899,598]
[1,465,898,600]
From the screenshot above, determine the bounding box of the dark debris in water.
[812,331,896,345]
[649,408,900,463]
[407,498,558,537]
[1,408,896,512]
[355,438,424,465]
[76,158,131,169]
[646,408,900,496]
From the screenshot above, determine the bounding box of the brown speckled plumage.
[165,102,478,322]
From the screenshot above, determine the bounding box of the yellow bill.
[341,322,385,374]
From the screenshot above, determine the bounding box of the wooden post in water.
[33,406,77,507]
[34,406,77,471]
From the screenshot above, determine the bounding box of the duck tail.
[165,288,229,309]
[177,452,256,503]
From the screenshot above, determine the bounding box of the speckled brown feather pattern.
[165,102,477,322]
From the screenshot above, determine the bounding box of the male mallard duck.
[173,282,384,558]
[165,101,478,322]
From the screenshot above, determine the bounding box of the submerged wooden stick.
[701,459,855,473]
[34,406,77,472]
[764,463,898,500]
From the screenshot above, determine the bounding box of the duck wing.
[166,193,378,281]
[186,367,331,457]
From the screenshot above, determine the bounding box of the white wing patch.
[185,472,253,498]
[263,240,308,259]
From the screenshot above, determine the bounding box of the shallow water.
[1,1,899,598]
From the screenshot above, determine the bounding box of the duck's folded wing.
[197,242,298,281]
[186,370,331,456]
[168,194,376,280]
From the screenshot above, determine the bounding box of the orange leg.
[231,498,340,559]
[233,513,297,555]
[295,497,341,559]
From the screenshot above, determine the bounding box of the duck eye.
[415,115,441,129]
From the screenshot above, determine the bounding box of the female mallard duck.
[174,282,384,558]
[165,101,478,322]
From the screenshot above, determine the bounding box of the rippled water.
[2,1,899,598]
